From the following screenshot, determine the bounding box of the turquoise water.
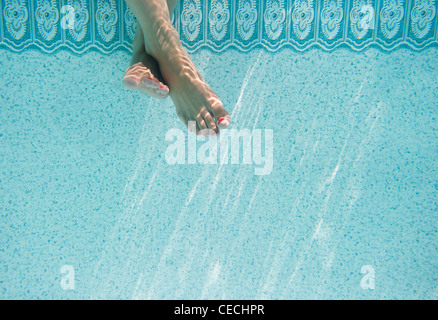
[1,45,437,299]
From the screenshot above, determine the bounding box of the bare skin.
[123,0,230,135]
[122,14,169,99]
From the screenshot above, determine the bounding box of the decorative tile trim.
[0,0,437,54]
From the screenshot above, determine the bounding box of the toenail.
[218,115,231,128]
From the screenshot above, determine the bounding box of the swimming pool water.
[1,45,437,299]
[1,0,437,300]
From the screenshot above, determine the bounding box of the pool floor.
[0,46,437,299]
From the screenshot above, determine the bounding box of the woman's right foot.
[150,39,231,135]
[168,70,231,135]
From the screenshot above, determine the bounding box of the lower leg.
[122,21,169,98]
[125,0,182,64]
[130,23,161,80]
[130,0,178,79]
[123,0,178,95]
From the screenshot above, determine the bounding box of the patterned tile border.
[0,0,437,54]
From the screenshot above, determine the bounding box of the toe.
[156,83,169,95]
[208,98,230,129]
[217,114,231,129]
[201,109,218,135]
[187,120,196,133]
[124,62,169,99]
[195,122,202,135]
[138,78,169,99]
[122,76,140,90]
[154,84,169,99]
[141,77,160,88]
[141,78,169,96]
[196,114,208,134]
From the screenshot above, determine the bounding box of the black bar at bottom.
[0,300,431,318]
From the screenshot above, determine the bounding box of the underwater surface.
[1,45,437,299]
[1,0,437,299]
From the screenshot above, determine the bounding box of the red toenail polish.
[218,117,225,123]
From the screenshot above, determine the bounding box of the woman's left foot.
[122,60,169,99]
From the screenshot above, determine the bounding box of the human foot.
[154,48,231,135]
[170,77,231,136]
[122,54,169,99]
[124,0,230,134]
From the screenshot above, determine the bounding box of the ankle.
[144,21,180,57]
